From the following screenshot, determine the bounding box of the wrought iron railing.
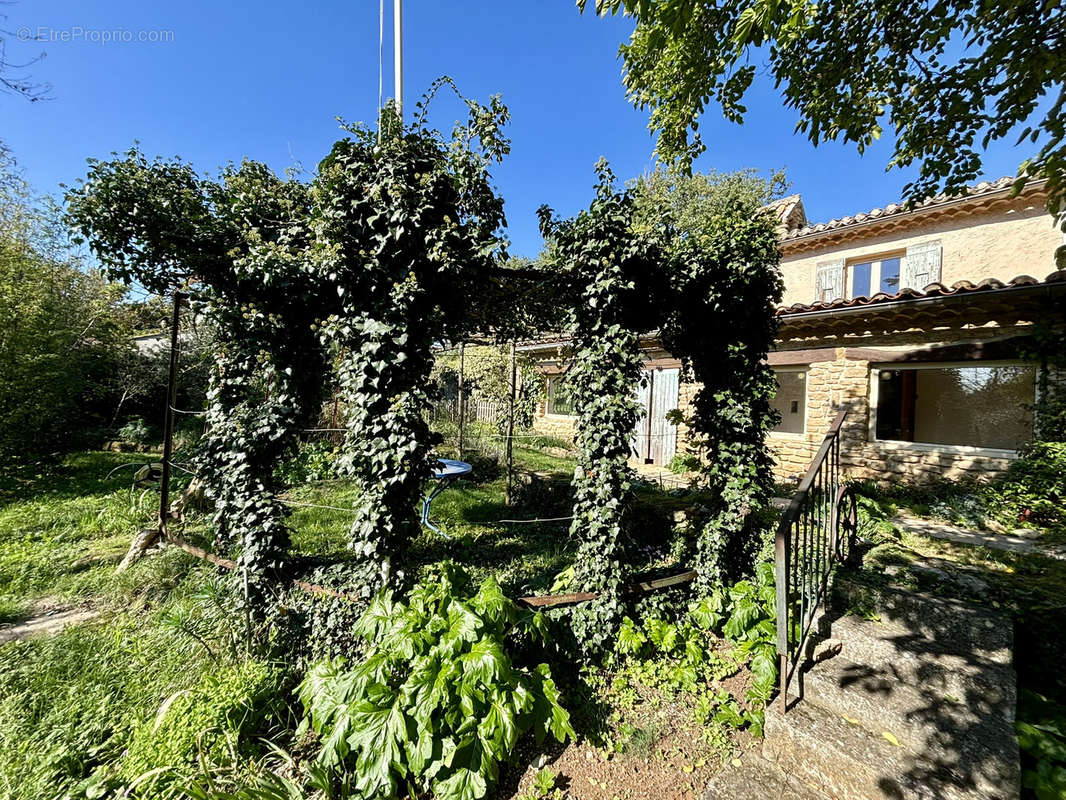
[774,407,858,712]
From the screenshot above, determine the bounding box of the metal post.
[505,342,517,506]
[158,292,183,535]
[331,388,341,446]
[393,0,403,118]
[457,343,466,460]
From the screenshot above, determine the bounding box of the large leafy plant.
[690,561,779,707]
[612,563,779,736]
[297,565,574,800]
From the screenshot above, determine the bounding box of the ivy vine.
[539,162,666,651]
[658,206,783,591]
[68,158,328,616]
[310,96,510,596]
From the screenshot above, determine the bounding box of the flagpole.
[394,0,403,119]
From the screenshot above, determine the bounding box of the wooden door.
[631,367,679,465]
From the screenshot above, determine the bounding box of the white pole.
[393,0,403,119]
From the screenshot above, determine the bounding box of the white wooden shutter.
[652,368,680,464]
[903,240,942,290]
[815,259,845,302]
[630,371,651,461]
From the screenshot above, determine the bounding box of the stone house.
[523,177,1066,483]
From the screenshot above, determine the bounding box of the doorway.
[632,367,680,465]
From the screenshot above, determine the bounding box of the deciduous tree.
[584,0,1066,238]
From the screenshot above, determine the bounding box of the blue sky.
[1,0,1043,258]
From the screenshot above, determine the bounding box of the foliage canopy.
[584,0,1066,225]
[66,85,516,618]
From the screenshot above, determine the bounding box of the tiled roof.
[780,176,1042,242]
[777,270,1066,316]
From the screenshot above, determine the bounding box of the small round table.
[420,458,472,535]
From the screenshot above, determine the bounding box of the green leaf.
[434,767,488,800]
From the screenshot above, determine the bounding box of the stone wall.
[765,346,1019,485]
[768,315,1053,485]
[531,395,576,443]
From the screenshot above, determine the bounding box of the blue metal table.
[421,458,472,534]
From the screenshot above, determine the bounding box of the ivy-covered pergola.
[67,89,782,642]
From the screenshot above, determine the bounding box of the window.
[546,375,574,416]
[771,369,807,434]
[874,365,1036,450]
[848,254,903,299]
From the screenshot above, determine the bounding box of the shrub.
[995,441,1066,531]
[118,416,153,447]
[297,564,574,800]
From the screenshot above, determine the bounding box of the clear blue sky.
[1,0,1042,258]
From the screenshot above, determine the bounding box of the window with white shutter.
[846,252,904,298]
[902,240,943,290]
[814,259,845,303]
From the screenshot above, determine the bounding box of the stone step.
[832,574,1013,661]
[703,753,828,800]
[801,654,1018,771]
[826,615,1016,709]
[764,698,1020,800]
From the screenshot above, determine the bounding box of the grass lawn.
[0,446,761,800]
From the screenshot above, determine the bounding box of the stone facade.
[767,340,1023,485]
[779,186,1062,308]
[531,397,576,443]
[527,181,1065,485]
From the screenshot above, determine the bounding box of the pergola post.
[118,290,183,571]
[457,342,466,459]
[505,341,517,506]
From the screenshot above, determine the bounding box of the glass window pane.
[547,376,574,416]
[876,366,1034,449]
[875,370,907,440]
[880,257,901,294]
[771,370,806,434]
[850,262,872,298]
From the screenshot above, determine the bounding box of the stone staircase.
[704,572,1020,800]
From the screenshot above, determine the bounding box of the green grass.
[0,445,701,800]
[283,444,581,595]
[0,452,288,800]
[0,451,192,614]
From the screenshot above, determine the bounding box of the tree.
[583,0,1066,234]
[0,2,50,101]
[631,165,788,238]
[0,142,128,462]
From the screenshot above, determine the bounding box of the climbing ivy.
[68,157,328,615]
[67,86,513,620]
[658,203,783,590]
[538,162,666,652]
[310,95,510,596]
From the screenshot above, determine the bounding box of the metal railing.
[774,407,858,712]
